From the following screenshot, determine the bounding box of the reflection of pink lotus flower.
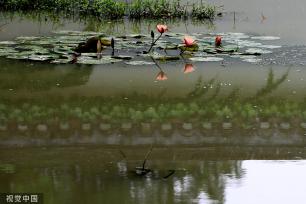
[183,36,196,47]
[156,71,168,81]
[156,24,168,34]
[183,64,195,74]
[215,35,222,47]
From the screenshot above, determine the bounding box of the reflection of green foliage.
[1,95,306,125]
[0,155,243,204]
[187,77,216,99]
[254,68,289,99]
[0,69,301,126]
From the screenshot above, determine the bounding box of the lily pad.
[251,36,280,40]
[245,48,272,54]
[242,58,262,63]
[0,48,19,56]
[0,41,17,45]
[125,61,155,65]
[258,45,282,49]
[203,47,217,54]
[216,45,239,53]
[28,54,57,61]
[190,57,223,62]
[112,55,133,60]
[178,44,199,52]
[77,56,122,64]
[16,36,40,41]
[51,59,73,64]
[150,52,180,61]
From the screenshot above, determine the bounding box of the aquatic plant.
[215,35,222,47]
[1,0,217,20]
[192,3,216,20]
[92,0,125,19]
[128,0,187,19]
[147,24,168,53]
[0,30,281,65]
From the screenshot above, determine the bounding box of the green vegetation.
[0,0,217,19]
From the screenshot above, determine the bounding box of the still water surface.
[0,147,306,204]
[1,0,306,203]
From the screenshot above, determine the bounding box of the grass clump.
[0,0,217,20]
[129,0,187,19]
[91,0,125,19]
[192,3,216,20]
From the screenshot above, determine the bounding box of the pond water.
[0,147,306,204]
[1,0,306,203]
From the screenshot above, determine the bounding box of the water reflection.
[0,149,243,204]
[1,147,306,204]
[1,158,305,204]
[183,63,195,74]
[0,59,92,91]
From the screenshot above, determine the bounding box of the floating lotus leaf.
[0,41,17,45]
[178,44,199,52]
[203,47,217,54]
[258,45,281,49]
[231,55,256,59]
[80,53,99,57]
[156,42,178,50]
[53,30,104,36]
[242,58,262,63]
[16,36,41,41]
[150,52,180,61]
[245,48,272,54]
[51,58,73,64]
[53,47,75,55]
[77,56,122,64]
[57,35,88,41]
[6,55,29,60]
[127,34,148,39]
[0,31,282,65]
[0,47,19,56]
[190,56,223,62]
[216,45,239,53]
[125,61,155,65]
[251,36,280,40]
[236,40,263,48]
[25,38,56,45]
[27,54,58,61]
[111,55,133,60]
[5,51,36,59]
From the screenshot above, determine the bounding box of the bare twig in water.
[163,170,175,179]
[142,145,153,170]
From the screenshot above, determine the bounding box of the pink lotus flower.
[156,24,168,34]
[183,36,196,47]
[215,35,222,47]
[183,64,195,74]
[156,71,168,81]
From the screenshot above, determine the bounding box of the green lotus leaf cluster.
[0,31,281,65]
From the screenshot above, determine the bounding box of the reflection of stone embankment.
[1,122,306,146]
